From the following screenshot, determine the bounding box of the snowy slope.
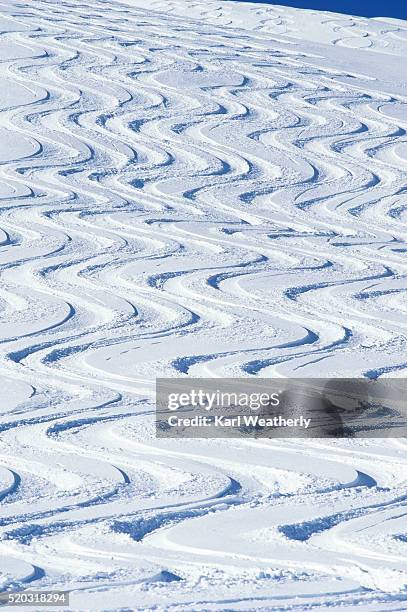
[0,0,406,609]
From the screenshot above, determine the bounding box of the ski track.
[0,0,406,609]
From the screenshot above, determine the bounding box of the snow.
[0,0,406,610]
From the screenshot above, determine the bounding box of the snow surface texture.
[0,0,406,609]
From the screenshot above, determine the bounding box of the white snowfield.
[0,0,406,609]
